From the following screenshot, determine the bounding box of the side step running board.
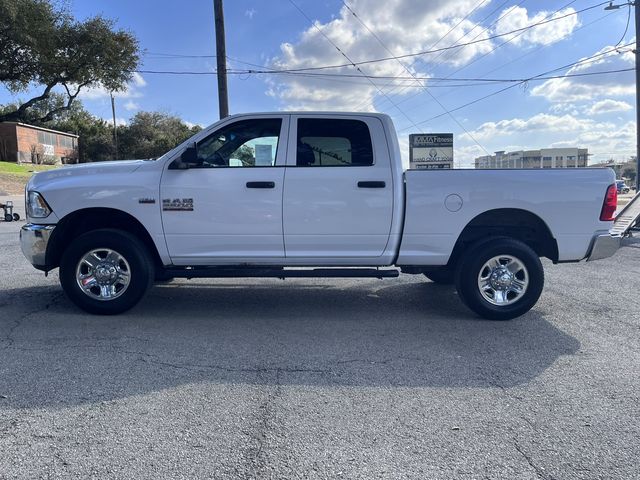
[612,191,640,236]
[164,267,400,279]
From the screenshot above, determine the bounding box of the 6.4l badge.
[162,198,194,211]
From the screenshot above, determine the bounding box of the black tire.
[59,229,154,315]
[12,213,20,221]
[455,237,544,320]
[4,213,12,222]
[423,267,454,284]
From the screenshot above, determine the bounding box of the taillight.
[600,184,617,221]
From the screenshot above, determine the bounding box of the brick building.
[0,122,79,164]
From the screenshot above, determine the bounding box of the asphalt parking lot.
[1,212,639,479]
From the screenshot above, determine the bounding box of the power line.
[353,0,493,108]
[215,67,632,84]
[141,1,610,73]
[266,1,612,73]
[397,8,618,115]
[286,0,421,128]
[338,1,486,155]
[396,43,635,132]
[387,0,579,113]
[361,0,525,111]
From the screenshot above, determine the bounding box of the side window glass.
[195,118,281,167]
[296,119,373,167]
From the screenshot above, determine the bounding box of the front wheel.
[59,229,154,315]
[455,237,544,320]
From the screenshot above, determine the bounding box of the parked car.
[617,180,630,194]
[19,112,638,320]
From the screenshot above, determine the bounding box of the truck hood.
[28,160,148,190]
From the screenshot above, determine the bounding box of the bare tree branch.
[38,81,91,123]
[0,82,57,122]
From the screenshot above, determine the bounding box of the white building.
[475,148,589,169]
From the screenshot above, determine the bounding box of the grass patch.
[0,161,59,177]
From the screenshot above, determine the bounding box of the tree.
[622,167,636,185]
[1,92,89,126]
[233,144,255,165]
[118,112,202,159]
[0,0,139,123]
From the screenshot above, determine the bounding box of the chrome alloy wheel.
[75,248,131,301]
[477,255,529,306]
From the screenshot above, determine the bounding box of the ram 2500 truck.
[20,112,639,319]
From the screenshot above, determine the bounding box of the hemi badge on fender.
[163,198,194,211]
[138,198,156,204]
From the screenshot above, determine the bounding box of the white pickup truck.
[20,112,638,320]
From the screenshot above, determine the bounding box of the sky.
[1,0,637,167]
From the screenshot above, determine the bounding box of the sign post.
[409,133,453,170]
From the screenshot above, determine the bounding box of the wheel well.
[46,208,163,270]
[448,209,558,268]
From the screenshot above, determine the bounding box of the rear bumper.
[20,223,55,270]
[586,233,622,262]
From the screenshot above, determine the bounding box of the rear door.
[283,115,394,260]
[160,115,288,264]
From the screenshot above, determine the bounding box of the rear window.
[296,119,374,167]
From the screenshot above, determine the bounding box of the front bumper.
[586,233,622,262]
[20,223,55,270]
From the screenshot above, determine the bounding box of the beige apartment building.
[475,148,589,169]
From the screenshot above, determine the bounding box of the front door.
[282,115,394,261]
[161,116,288,265]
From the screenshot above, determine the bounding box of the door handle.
[357,181,386,188]
[246,181,275,189]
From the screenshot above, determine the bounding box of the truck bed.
[397,168,615,265]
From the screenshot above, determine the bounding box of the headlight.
[26,191,52,218]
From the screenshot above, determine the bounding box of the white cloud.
[531,43,635,103]
[455,144,487,168]
[459,113,614,141]
[123,100,140,111]
[103,117,128,126]
[269,0,496,111]
[245,9,256,19]
[495,6,580,47]
[586,99,633,115]
[456,112,636,165]
[79,72,147,100]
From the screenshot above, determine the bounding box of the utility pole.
[635,1,639,191]
[110,93,119,160]
[605,2,639,190]
[214,0,229,118]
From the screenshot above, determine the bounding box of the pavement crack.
[2,292,64,348]
[514,441,555,480]
[120,347,329,376]
[251,369,283,479]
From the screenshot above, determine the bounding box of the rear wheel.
[59,229,153,315]
[455,237,543,320]
[4,213,12,222]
